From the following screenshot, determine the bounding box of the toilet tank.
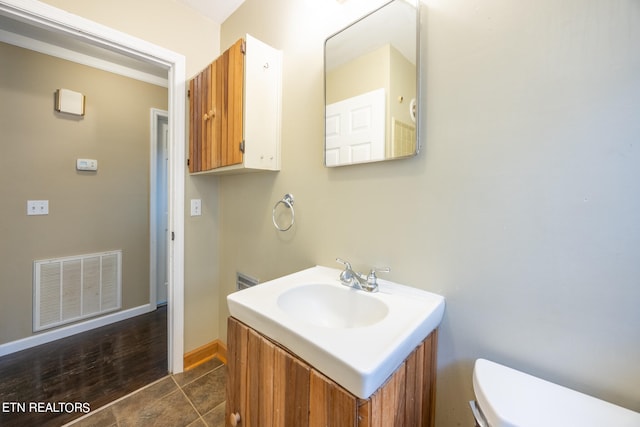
[471,358,640,427]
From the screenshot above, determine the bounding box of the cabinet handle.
[229,412,241,426]
[203,113,209,121]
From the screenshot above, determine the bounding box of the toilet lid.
[473,359,640,427]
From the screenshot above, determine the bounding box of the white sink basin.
[227,265,445,399]
[277,283,389,328]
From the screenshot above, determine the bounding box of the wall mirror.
[324,0,420,167]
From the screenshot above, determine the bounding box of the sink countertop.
[227,265,445,399]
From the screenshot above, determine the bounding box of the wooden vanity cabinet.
[189,35,282,175]
[226,317,437,427]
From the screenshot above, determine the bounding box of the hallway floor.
[1,305,190,426]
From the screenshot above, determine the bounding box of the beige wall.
[0,42,167,343]
[327,43,415,127]
[389,45,415,127]
[220,0,640,425]
[326,45,389,104]
[39,0,223,353]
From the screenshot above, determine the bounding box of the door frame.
[0,0,186,373]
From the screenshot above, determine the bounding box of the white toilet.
[470,358,640,427]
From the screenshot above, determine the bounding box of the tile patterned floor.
[65,358,226,427]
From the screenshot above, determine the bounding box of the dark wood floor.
[0,305,167,427]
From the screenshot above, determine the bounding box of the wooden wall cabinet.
[226,317,438,427]
[189,35,282,174]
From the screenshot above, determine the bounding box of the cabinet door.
[227,317,310,427]
[189,39,244,173]
[226,316,248,425]
[309,370,358,427]
[202,62,215,170]
[188,67,202,173]
[215,39,245,168]
[357,331,437,427]
[272,337,310,426]
[188,63,214,172]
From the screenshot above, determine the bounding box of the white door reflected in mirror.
[325,88,386,166]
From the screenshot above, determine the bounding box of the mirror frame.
[324,0,421,167]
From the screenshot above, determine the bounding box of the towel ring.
[272,193,295,232]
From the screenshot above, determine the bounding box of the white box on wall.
[55,89,85,116]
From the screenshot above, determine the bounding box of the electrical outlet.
[190,199,202,216]
[27,200,49,216]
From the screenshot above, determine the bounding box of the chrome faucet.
[336,258,390,293]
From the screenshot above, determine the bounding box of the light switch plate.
[190,199,202,216]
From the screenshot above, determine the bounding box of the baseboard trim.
[184,339,227,370]
[0,304,154,357]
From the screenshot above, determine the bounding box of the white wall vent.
[33,250,122,332]
[236,272,259,291]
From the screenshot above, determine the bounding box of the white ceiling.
[177,0,246,23]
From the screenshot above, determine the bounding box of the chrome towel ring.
[272,193,295,231]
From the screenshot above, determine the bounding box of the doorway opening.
[151,109,169,307]
[0,0,186,374]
